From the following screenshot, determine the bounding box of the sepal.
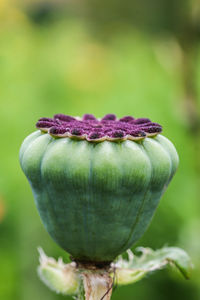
[38,248,80,295]
[37,246,192,298]
[112,247,192,285]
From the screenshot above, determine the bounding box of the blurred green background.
[0,0,200,299]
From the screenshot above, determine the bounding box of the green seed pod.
[19,114,179,264]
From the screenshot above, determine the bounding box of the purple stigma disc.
[36,114,162,142]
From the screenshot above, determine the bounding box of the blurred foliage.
[0,1,200,300]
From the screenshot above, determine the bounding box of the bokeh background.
[0,0,200,299]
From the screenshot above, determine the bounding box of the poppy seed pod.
[19,114,179,264]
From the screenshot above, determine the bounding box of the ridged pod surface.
[19,114,179,263]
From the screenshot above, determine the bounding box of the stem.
[81,269,113,300]
[179,35,200,211]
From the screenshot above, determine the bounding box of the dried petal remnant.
[36,114,162,141]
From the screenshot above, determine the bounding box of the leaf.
[113,247,192,285]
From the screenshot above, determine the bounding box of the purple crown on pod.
[36,114,162,142]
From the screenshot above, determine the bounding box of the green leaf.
[113,247,192,285]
